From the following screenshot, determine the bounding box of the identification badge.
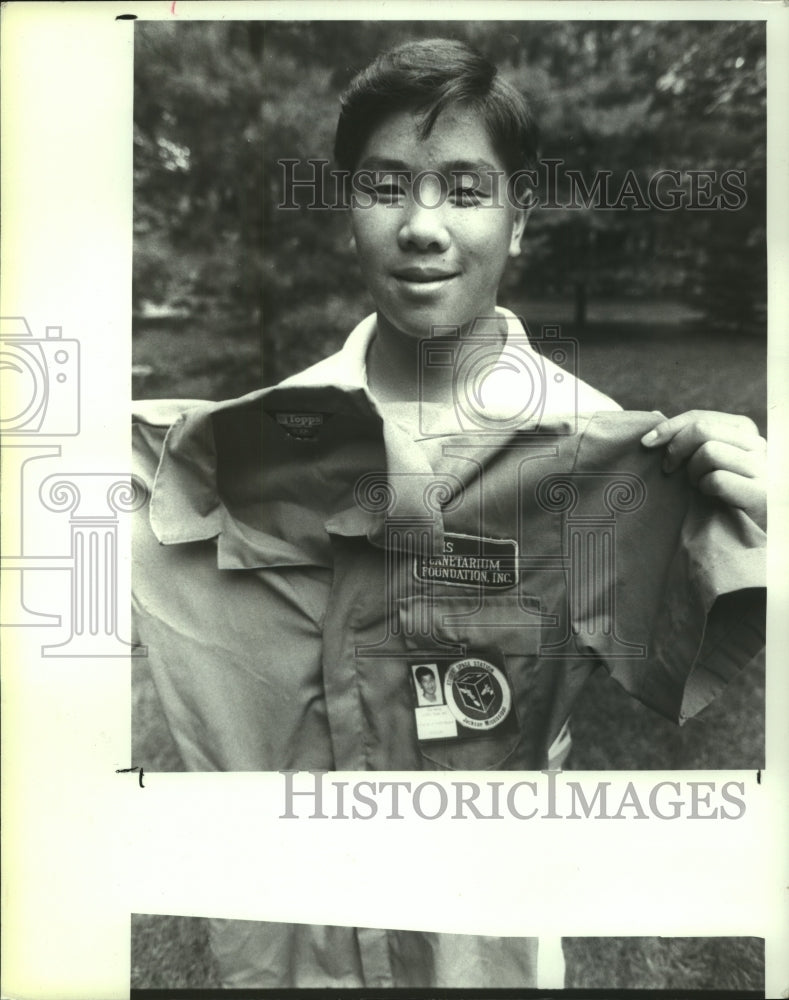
[274,412,330,441]
[414,532,518,590]
[409,653,517,744]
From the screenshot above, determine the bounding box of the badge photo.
[409,653,517,745]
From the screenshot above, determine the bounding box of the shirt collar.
[146,308,560,553]
[148,312,406,550]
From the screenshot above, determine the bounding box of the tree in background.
[494,21,765,331]
[133,20,766,391]
[134,22,266,322]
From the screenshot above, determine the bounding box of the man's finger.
[641,410,758,449]
[685,440,766,487]
[644,420,764,474]
[696,469,767,530]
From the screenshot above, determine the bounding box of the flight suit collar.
[147,308,565,563]
[147,312,433,556]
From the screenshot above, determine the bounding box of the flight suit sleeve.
[131,399,205,770]
[608,488,766,725]
[575,411,766,725]
[639,499,765,723]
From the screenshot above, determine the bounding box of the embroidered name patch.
[414,532,518,590]
[274,412,326,441]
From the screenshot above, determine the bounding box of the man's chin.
[378,307,477,342]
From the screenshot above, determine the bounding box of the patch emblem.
[444,657,512,731]
[274,412,327,441]
[409,653,518,745]
[414,532,518,589]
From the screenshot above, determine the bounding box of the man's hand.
[641,410,766,531]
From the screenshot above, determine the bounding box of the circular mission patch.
[443,658,512,731]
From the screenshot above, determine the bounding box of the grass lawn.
[131,914,764,991]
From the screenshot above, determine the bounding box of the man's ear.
[508,208,527,258]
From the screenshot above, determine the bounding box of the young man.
[414,664,441,704]
[132,38,766,989]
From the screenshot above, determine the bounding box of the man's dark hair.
[334,37,539,176]
[415,666,435,684]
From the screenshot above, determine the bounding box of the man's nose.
[397,183,451,253]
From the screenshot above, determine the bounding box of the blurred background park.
[131,19,766,990]
[132,19,766,421]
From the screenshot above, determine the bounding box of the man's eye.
[373,185,404,203]
[451,187,483,206]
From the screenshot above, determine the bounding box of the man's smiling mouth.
[393,266,460,284]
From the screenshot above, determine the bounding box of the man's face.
[349,106,525,341]
[418,672,437,698]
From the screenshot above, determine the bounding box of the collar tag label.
[274,412,326,441]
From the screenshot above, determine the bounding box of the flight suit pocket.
[397,594,541,770]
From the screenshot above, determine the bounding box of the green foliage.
[133,20,766,392]
[501,21,766,327]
